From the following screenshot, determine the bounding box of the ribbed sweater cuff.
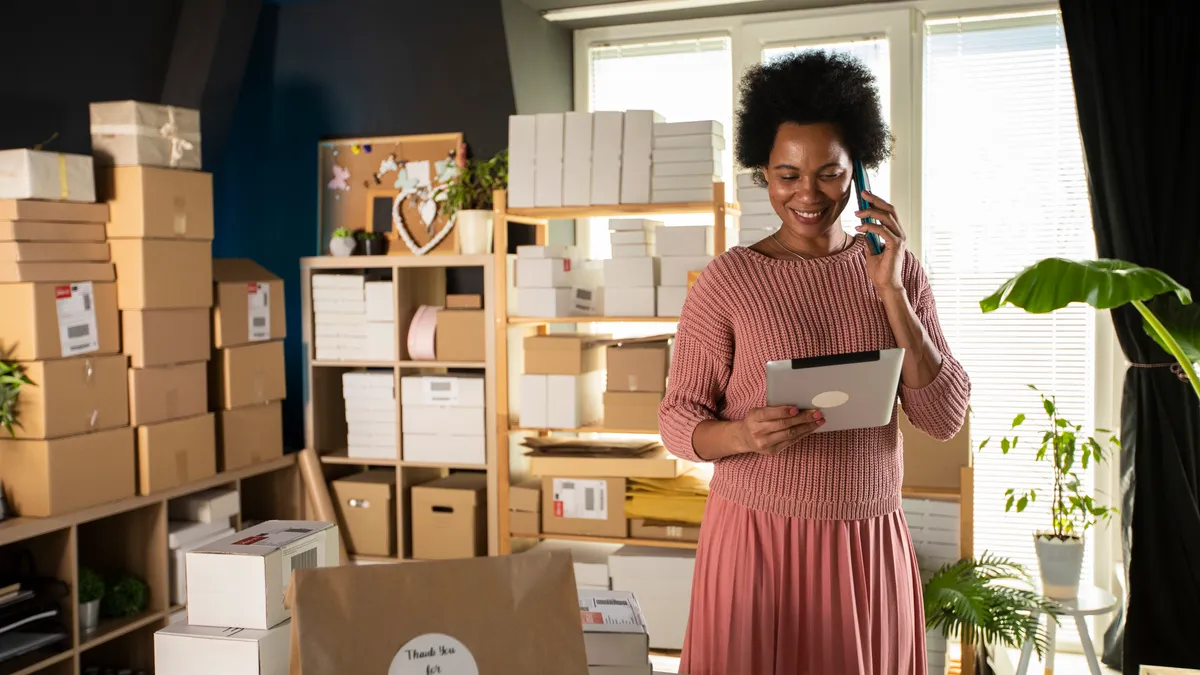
[900,354,969,410]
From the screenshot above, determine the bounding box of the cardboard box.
[332,469,396,558]
[604,288,655,317]
[154,620,288,675]
[610,230,651,245]
[0,281,119,360]
[509,509,540,535]
[401,405,485,436]
[0,200,108,223]
[524,333,607,375]
[137,413,217,495]
[217,401,284,471]
[608,546,696,650]
[128,361,208,426]
[656,225,713,256]
[186,520,340,630]
[170,520,232,549]
[529,446,684,480]
[109,239,212,309]
[411,473,488,560]
[210,340,286,410]
[169,487,240,524]
[212,259,286,348]
[362,281,392,321]
[445,293,482,309]
[516,257,575,288]
[122,308,210,367]
[656,286,688,318]
[0,241,109,262]
[510,478,542,513]
[0,426,135,517]
[579,589,651,667]
[660,255,712,286]
[168,526,236,606]
[606,337,670,393]
[11,354,129,439]
[564,112,594,207]
[90,101,203,170]
[535,113,565,207]
[98,165,213,239]
[592,155,622,206]
[542,476,627,538]
[435,309,486,362]
[604,392,663,432]
[0,149,96,202]
[508,115,536,208]
[547,372,603,429]
[602,258,658,287]
[0,261,114,283]
[402,433,484,466]
[593,111,624,160]
[629,519,700,543]
[0,219,106,242]
[517,287,572,317]
[620,111,663,205]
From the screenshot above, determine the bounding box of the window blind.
[922,11,1098,587]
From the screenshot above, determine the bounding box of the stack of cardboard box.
[604,219,660,317]
[520,334,606,429]
[515,244,578,318]
[737,173,777,245]
[650,120,725,204]
[209,259,287,472]
[602,336,670,432]
[0,151,136,517]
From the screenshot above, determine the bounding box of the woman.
[658,51,971,675]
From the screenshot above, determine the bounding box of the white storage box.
[593,111,624,159]
[528,539,621,588]
[603,258,658,288]
[740,213,781,229]
[170,526,235,605]
[312,288,364,303]
[608,546,697,651]
[656,226,712,256]
[547,372,603,428]
[563,112,593,206]
[610,230,653,245]
[605,288,655,317]
[660,256,712,286]
[185,520,339,630]
[620,111,663,205]
[402,433,485,466]
[611,243,654,258]
[169,520,231,549]
[654,120,724,138]
[656,287,688,318]
[520,374,549,428]
[579,589,651,669]
[310,274,364,289]
[652,174,719,191]
[154,621,289,675]
[535,113,565,207]
[364,321,394,361]
[364,281,393,321]
[169,487,240,524]
[517,244,576,259]
[0,150,96,202]
[518,287,598,318]
[508,115,537,208]
[742,200,775,216]
[516,257,575,288]
[313,299,365,314]
[400,373,485,407]
[652,133,724,150]
[347,442,397,461]
[401,405,485,436]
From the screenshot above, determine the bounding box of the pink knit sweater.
[658,238,971,521]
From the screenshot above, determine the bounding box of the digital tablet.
[765,348,905,433]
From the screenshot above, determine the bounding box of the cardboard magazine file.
[287,551,590,674]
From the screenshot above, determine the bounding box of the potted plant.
[100,573,149,619]
[924,553,1060,665]
[434,147,508,255]
[329,227,357,257]
[0,360,33,438]
[78,567,104,634]
[982,385,1118,599]
[356,230,387,256]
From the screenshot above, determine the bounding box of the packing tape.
[57,153,69,199]
[89,409,99,430]
[406,305,439,361]
[173,196,187,235]
[253,374,265,403]
[84,358,94,382]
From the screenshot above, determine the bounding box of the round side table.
[1015,585,1119,675]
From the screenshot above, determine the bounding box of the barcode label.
[290,547,318,572]
[280,539,326,594]
[421,377,459,405]
[552,478,607,521]
[55,282,99,355]
[595,598,629,606]
[247,283,271,341]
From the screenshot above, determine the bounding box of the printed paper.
[55,282,99,355]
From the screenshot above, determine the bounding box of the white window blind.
[922,10,1097,589]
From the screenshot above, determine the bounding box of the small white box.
[591,156,621,206]
[312,288,363,302]
[656,287,688,318]
[608,218,662,232]
[315,323,365,339]
[652,174,719,191]
[651,147,721,164]
[400,373,486,407]
[547,372,603,428]
[521,373,549,428]
[517,244,576,259]
[315,311,367,326]
[563,112,593,207]
[0,149,96,202]
[347,421,397,439]
[401,405,486,436]
[620,111,663,205]
[652,160,718,177]
[364,281,393,322]
[170,526,236,605]
[154,621,290,675]
[654,120,724,138]
[736,172,759,189]
[659,256,712,286]
[609,546,696,651]
[347,444,397,461]
[740,213,780,229]
[610,230,651,245]
[742,200,775,216]
[311,274,364,289]
[509,159,535,209]
[365,322,394,361]
[652,188,716,204]
[593,111,624,159]
[509,115,537,208]
[603,258,658,288]
[611,243,654,258]
[344,402,395,418]
[169,488,240,524]
[535,113,565,207]
[402,433,486,465]
[185,520,339,630]
[342,370,394,390]
[313,300,365,315]
[169,520,231,549]
[528,539,622,588]
[518,287,571,317]
[656,226,712,256]
[653,133,725,150]
[516,257,575,288]
[605,287,656,317]
[536,161,564,208]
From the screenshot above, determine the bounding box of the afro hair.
[736,50,892,183]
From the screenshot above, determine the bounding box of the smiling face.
[765,122,854,240]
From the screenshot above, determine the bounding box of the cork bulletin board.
[317,133,464,255]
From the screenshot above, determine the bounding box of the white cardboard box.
[518,287,598,318]
[169,520,231,549]
[608,546,697,651]
[603,257,658,288]
[605,287,655,317]
[579,589,651,668]
[652,160,718,177]
[659,256,712,286]
[313,300,365,314]
[609,218,662,233]
[620,111,663,205]
[154,621,290,675]
[170,526,236,605]
[547,372,603,428]
[401,405,485,436]
[399,373,486,407]
[652,187,716,204]
[169,488,240,524]
[521,373,549,428]
[652,133,724,150]
[656,287,688,318]
[365,321,394,361]
[651,174,719,191]
[651,147,721,164]
[654,120,724,138]
[403,433,486,465]
[347,443,397,461]
[610,230,653,245]
[656,225,712,256]
[564,112,594,207]
[0,149,97,203]
[364,281,393,322]
[311,274,363,290]
[535,113,565,207]
[516,257,575,288]
[591,156,622,206]
[311,288,363,302]
[509,115,537,208]
[611,243,654,258]
[517,244,576,259]
[593,111,624,159]
[343,370,394,390]
[185,520,339,630]
[528,539,621,588]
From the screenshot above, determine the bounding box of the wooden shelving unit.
[0,455,300,675]
[491,183,740,554]
[299,254,501,561]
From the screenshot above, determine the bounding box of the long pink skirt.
[680,492,926,675]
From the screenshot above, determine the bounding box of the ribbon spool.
[406,305,440,361]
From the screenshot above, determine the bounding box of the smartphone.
[852,160,885,255]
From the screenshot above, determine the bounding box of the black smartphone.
[852,160,885,255]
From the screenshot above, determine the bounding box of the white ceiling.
[522,0,885,28]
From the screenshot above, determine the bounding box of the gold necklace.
[771,232,853,260]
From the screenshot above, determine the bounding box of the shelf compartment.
[79,617,162,673]
[319,449,399,467]
[0,527,74,670]
[79,609,162,651]
[3,650,75,675]
[77,502,168,634]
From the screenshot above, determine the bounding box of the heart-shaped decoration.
[392,191,455,255]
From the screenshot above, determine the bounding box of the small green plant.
[78,567,105,604]
[355,230,378,241]
[981,385,1118,539]
[435,149,508,218]
[0,360,34,438]
[100,574,148,619]
[332,227,354,239]
[924,553,1061,657]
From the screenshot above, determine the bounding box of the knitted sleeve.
[658,266,734,463]
[898,254,972,440]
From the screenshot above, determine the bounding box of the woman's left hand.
[855,190,906,294]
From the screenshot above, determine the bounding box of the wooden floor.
[649,650,1120,674]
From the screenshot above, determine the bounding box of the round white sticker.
[389,634,479,675]
[811,390,850,408]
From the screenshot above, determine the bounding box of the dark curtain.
[1060,1,1200,671]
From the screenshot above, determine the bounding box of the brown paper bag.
[289,551,589,674]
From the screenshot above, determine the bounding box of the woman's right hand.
[736,406,825,455]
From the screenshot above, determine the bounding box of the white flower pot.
[79,598,100,634]
[455,209,494,255]
[329,236,356,257]
[1035,533,1084,599]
